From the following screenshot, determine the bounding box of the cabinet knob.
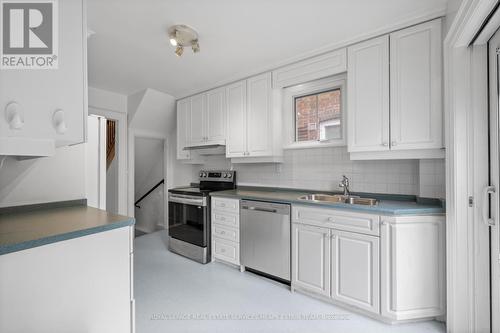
[5,102,24,130]
[382,142,388,146]
[331,234,336,239]
[391,141,397,146]
[327,217,334,222]
[220,231,225,235]
[52,109,67,134]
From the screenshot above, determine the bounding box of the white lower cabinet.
[211,197,240,266]
[291,205,444,322]
[292,224,331,297]
[331,230,379,314]
[380,216,445,321]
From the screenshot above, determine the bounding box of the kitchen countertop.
[0,203,135,255]
[210,187,445,216]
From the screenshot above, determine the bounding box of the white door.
[389,19,443,150]
[246,73,272,156]
[189,94,206,146]
[489,29,500,333]
[291,223,330,297]
[176,99,190,160]
[331,230,379,314]
[206,88,226,143]
[86,115,106,210]
[226,81,247,157]
[347,35,390,152]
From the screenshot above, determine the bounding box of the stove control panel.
[199,170,235,182]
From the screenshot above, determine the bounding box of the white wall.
[186,148,446,198]
[134,137,164,199]
[0,144,86,207]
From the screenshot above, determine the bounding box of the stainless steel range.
[168,170,236,264]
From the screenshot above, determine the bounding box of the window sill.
[283,141,347,150]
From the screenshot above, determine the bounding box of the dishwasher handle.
[242,206,278,213]
[240,200,291,216]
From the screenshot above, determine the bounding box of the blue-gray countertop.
[0,203,135,255]
[210,187,445,216]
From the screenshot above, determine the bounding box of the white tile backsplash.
[192,147,445,197]
[419,159,446,199]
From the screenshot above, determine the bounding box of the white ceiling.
[87,0,447,99]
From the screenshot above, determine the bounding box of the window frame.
[283,74,347,149]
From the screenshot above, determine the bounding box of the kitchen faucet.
[339,175,351,196]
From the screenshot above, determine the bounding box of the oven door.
[168,194,208,247]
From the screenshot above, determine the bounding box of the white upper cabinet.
[0,0,86,156]
[187,88,226,147]
[226,80,247,157]
[347,35,390,152]
[389,19,443,150]
[206,87,226,143]
[226,72,282,162]
[246,73,273,156]
[176,99,191,160]
[189,94,207,146]
[347,18,444,160]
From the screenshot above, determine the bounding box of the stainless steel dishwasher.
[240,200,291,282]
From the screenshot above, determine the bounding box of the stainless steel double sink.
[298,194,378,206]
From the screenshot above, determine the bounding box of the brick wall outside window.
[295,89,341,142]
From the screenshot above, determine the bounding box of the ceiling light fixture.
[167,24,200,56]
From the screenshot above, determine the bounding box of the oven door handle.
[169,195,206,206]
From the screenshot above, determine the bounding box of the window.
[295,89,341,142]
[284,75,346,148]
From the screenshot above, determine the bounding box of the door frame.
[88,107,128,216]
[445,0,498,331]
[128,128,169,230]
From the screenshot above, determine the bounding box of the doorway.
[133,136,167,236]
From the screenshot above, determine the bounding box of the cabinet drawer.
[213,224,239,243]
[292,205,380,236]
[212,197,240,214]
[213,237,240,265]
[212,211,239,228]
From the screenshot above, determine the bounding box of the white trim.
[88,107,128,216]
[444,1,495,332]
[177,8,446,99]
[283,75,347,149]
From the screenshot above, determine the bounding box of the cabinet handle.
[381,221,387,226]
[220,231,226,235]
[391,141,397,146]
[327,217,334,222]
[331,234,336,239]
[382,142,388,146]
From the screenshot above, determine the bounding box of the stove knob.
[223,173,227,178]
[227,173,232,178]
[199,172,203,177]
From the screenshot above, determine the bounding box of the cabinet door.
[226,81,247,157]
[292,223,331,297]
[246,73,273,156]
[206,88,226,143]
[176,99,190,160]
[0,0,85,146]
[380,218,445,321]
[189,94,206,146]
[390,19,442,150]
[331,230,380,314]
[347,36,390,152]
